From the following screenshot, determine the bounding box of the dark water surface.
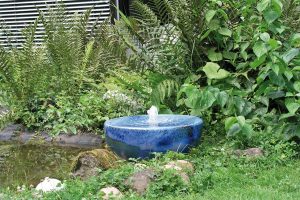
[0,142,83,188]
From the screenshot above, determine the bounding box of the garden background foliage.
[0,0,299,146]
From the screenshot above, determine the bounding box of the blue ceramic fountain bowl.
[104,115,203,159]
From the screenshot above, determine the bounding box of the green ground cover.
[1,132,299,199]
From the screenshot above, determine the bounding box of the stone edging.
[0,124,103,149]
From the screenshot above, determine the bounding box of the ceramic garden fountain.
[104,106,203,159]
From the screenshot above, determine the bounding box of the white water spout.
[147,106,158,125]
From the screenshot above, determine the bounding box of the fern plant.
[106,0,212,109]
[0,4,126,132]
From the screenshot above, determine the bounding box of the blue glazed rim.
[104,114,203,130]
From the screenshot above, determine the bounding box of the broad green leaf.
[241,42,250,53]
[223,51,237,60]
[217,91,229,107]
[208,49,223,61]
[271,64,280,75]
[177,84,198,99]
[293,66,300,71]
[263,9,281,24]
[69,127,77,134]
[284,70,293,81]
[274,25,285,34]
[269,72,285,87]
[227,123,241,137]
[283,124,300,140]
[272,0,283,13]
[257,0,271,12]
[225,117,237,131]
[218,28,232,37]
[217,9,229,21]
[282,48,300,64]
[291,33,300,47]
[241,51,248,60]
[253,41,268,58]
[241,123,254,137]
[196,90,216,110]
[260,32,270,42]
[279,113,295,120]
[205,10,217,23]
[160,108,173,114]
[255,107,268,116]
[234,97,245,114]
[286,101,300,114]
[260,96,269,106]
[184,92,201,108]
[184,74,200,83]
[294,82,300,92]
[237,116,246,126]
[208,19,220,30]
[234,97,253,116]
[268,38,280,49]
[199,30,212,42]
[267,90,285,99]
[182,88,216,111]
[286,92,294,97]
[250,55,266,68]
[203,62,230,80]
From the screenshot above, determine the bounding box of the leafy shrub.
[109,0,300,145]
[0,4,136,134]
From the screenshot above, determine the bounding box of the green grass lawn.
[169,159,300,200]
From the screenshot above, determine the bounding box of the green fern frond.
[112,70,149,96]
[130,0,159,25]
[147,0,173,23]
[150,79,179,106]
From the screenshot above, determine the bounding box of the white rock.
[100,187,123,200]
[0,193,5,199]
[164,160,194,172]
[134,163,147,170]
[35,177,64,192]
[164,164,183,171]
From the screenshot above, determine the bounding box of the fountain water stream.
[147,106,158,125]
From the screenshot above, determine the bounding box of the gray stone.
[234,148,264,157]
[178,172,190,184]
[0,124,103,148]
[0,193,6,200]
[99,187,123,200]
[164,160,194,172]
[125,169,156,195]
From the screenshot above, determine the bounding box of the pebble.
[125,169,156,195]
[35,177,64,192]
[164,160,194,172]
[99,187,123,200]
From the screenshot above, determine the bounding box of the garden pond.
[0,142,84,188]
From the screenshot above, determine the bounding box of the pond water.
[0,142,84,188]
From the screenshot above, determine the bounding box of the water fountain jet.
[147,106,158,125]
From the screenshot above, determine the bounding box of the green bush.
[111,0,300,145]
[0,5,135,134]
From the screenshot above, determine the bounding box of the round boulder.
[164,160,194,172]
[35,177,64,192]
[99,187,123,200]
